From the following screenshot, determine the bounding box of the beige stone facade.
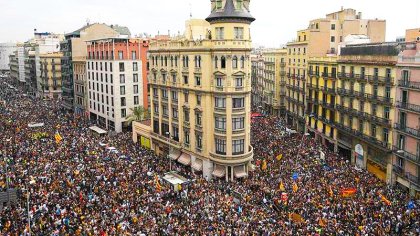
[143,0,255,181]
[39,52,63,98]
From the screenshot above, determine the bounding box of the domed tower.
[206,0,255,41]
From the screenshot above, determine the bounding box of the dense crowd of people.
[0,76,419,235]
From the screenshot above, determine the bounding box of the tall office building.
[135,0,255,181]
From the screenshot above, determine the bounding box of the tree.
[126,106,150,124]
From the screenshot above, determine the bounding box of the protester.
[0,77,419,235]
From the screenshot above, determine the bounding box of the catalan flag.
[378,193,391,206]
[329,186,334,197]
[154,174,162,192]
[279,181,285,192]
[292,182,298,193]
[261,160,267,171]
[54,132,62,144]
[276,154,283,161]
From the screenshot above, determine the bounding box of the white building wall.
[17,47,25,82]
[87,59,143,132]
[0,43,17,71]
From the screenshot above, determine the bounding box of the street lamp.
[21,188,31,234]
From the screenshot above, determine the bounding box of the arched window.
[186,56,189,67]
[194,56,198,68]
[151,56,154,66]
[221,56,226,69]
[198,56,201,68]
[232,56,238,69]
[170,56,173,67]
[175,56,178,67]
[214,56,218,69]
[240,56,245,68]
[160,56,163,66]
[164,56,168,67]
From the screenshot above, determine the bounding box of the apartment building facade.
[393,41,420,197]
[39,52,63,98]
[334,43,402,183]
[86,38,144,132]
[285,8,386,131]
[307,56,338,151]
[143,0,255,181]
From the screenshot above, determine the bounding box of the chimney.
[358,12,362,19]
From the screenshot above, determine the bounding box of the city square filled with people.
[0,76,419,235]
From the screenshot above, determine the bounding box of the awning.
[89,126,107,134]
[212,165,226,178]
[192,158,203,171]
[169,150,181,160]
[28,122,44,128]
[234,166,248,178]
[178,153,191,166]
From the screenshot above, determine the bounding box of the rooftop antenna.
[86,18,91,26]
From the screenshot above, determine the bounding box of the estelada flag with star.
[54,132,62,144]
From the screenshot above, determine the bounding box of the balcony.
[366,94,393,105]
[367,75,394,85]
[209,146,254,165]
[394,123,420,139]
[335,122,391,151]
[393,146,420,164]
[320,86,336,95]
[321,101,335,110]
[338,73,354,80]
[396,102,420,114]
[322,73,337,80]
[337,88,354,97]
[398,80,420,90]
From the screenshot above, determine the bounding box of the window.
[133,74,138,83]
[233,97,245,108]
[216,77,223,87]
[221,56,226,69]
[132,51,137,60]
[120,86,125,95]
[133,85,139,94]
[235,77,243,87]
[331,24,336,30]
[195,56,201,68]
[195,76,201,86]
[331,36,335,42]
[214,56,218,68]
[359,120,363,132]
[184,130,190,144]
[386,68,391,79]
[121,97,126,106]
[215,116,226,130]
[153,103,159,113]
[215,97,226,108]
[133,62,138,71]
[195,112,202,126]
[121,108,126,118]
[172,91,178,101]
[183,75,189,84]
[162,105,168,116]
[384,107,390,119]
[215,139,226,155]
[196,95,201,105]
[118,51,123,60]
[120,74,125,83]
[216,0,222,9]
[232,139,245,155]
[153,88,158,97]
[134,96,139,105]
[162,89,168,99]
[119,63,125,72]
[383,128,389,143]
[240,56,245,68]
[184,109,190,122]
[196,134,202,149]
[162,73,167,83]
[371,124,377,137]
[110,63,113,72]
[184,93,189,103]
[232,56,238,69]
[216,27,224,40]
[234,27,244,39]
[172,108,178,119]
[232,117,245,130]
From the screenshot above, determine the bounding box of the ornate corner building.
[143,0,255,181]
